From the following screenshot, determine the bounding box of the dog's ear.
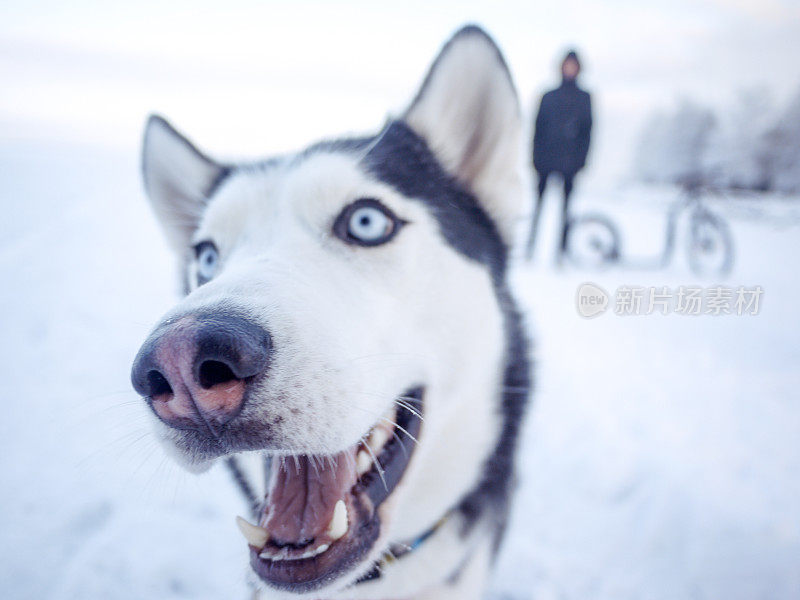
[403,26,525,244]
[141,115,227,252]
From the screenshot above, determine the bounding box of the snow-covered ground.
[2,2,800,599]
[2,138,799,600]
[494,188,800,600]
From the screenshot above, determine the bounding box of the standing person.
[526,50,592,263]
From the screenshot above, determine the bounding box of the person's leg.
[557,172,575,264]
[537,169,549,199]
[525,171,549,260]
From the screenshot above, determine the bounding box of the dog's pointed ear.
[403,26,525,244]
[141,115,227,252]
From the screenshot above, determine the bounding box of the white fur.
[141,26,527,600]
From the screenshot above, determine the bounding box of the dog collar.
[354,512,451,584]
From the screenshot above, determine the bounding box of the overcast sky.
[2,0,799,182]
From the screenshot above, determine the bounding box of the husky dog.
[131,25,531,599]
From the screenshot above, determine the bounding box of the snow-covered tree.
[764,86,800,193]
[634,85,800,193]
[635,100,716,185]
[704,88,774,191]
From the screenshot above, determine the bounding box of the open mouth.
[235,387,424,593]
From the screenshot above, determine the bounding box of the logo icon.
[576,282,609,318]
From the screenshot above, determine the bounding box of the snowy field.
[2,140,799,600]
[2,2,800,599]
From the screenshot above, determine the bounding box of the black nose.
[131,312,271,435]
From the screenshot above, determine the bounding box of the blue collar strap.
[354,512,451,584]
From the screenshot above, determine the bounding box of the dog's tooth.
[298,542,330,560]
[258,540,332,562]
[260,547,289,561]
[236,516,269,548]
[326,500,348,541]
[314,543,329,555]
[368,427,391,453]
[356,450,372,475]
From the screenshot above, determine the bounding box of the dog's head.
[131,25,527,597]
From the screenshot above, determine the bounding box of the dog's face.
[132,27,526,598]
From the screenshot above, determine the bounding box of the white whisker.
[391,430,409,458]
[393,398,423,420]
[361,438,388,492]
[387,421,419,446]
[326,455,337,472]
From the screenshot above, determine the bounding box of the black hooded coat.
[532,79,592,175]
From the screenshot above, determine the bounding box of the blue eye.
[195,241,219,284]
[334,199,403,246]
[349,206,392,241]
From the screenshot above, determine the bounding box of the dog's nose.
[131,312,271,435]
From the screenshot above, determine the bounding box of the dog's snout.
[131,312,271,435]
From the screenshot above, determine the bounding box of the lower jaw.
[249,492,380,593]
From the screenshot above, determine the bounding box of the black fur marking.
[206,163,233,197]
[460,285,531,557]
[362,121,507,284]
[225,456,261,517]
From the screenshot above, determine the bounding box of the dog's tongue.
[264,448,357,544]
